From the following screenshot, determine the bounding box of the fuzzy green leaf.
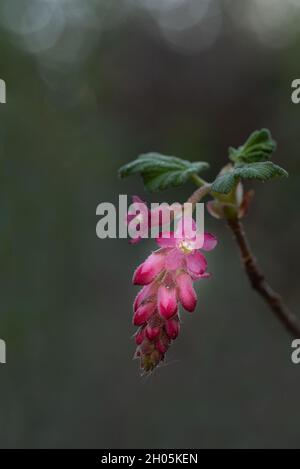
[212,161,288,194]
[234,161,288,180]
[211,172,237,194]
[229,129,277,163]
[119,153,209,192]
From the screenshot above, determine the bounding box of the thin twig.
[187,184,212,209]
[187,181,299,337]
[227,217,300,337]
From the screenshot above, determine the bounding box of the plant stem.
[191,174,207,187]
[190,176,300,337]
[227,217,300,337]
[187,184,212,209]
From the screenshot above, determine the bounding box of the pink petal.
[176,272,197,312]
[127,197,149,239]
[145,326,160,341]
[126,213,137,224]
[150,205,176,228]
[175,215,197,240]
[202,232,217,251]
[156,232,177,248]
[127,196,147,220]
[132,251,165,285]
[157,285,178,319]
[165,318,180,339]
[129,236,142,245]
[135,327,145,345]
[165,249,184,271]
[186,250,207,277]
[192,271,211,281]
[130,198,148,218]
[133,302,156,326]
[156,340,168,354]
[133,284,154,311]
[132,195,145,205]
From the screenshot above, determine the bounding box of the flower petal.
[129,236,142,245]
[165,317,180,339]
[127,213,137,224]
[156,232,177,248]
[133,251,165,285]
[133,284,155,311]
[202,232,217,251]
[150,205,177,228]
[156,340,168,354]
[127,196,147,219]
[157,285,178,319]
[133,302,156,326]
[145,325,160,341]
[132,195,145,205]
[175,215,197,240]
[165,249,184,271]
[192,271,211,280]
[186,250,207,277]
[135,327,145,345]
[176,272,197,312]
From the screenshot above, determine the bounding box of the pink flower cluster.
[132,215,217,373]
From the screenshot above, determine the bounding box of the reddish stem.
[227,217,300,337]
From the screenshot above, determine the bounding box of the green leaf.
[229,129,277,163]
[212,161,288,194]
[119,153,209,192]
[234,161,288,180]
[211,172,237,194]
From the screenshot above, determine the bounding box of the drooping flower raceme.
[132,215,217,373]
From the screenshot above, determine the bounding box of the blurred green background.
[0,0,300,449]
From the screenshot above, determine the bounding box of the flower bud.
[165,317,180,339]
[156,340,168,354]
[157,285,178,319]
[133,302,156,326]
[132,252,165,285]
[145,326,160,341]
[176,272,197,312]
[135,327,145,345]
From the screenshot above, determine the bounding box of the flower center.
[178,240,194,254]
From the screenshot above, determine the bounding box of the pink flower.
[156,216,217,279]
[131,215,217,374]
[127,196,181,244]
[133,251,165,285]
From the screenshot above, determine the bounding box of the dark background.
[0,0,299,448]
